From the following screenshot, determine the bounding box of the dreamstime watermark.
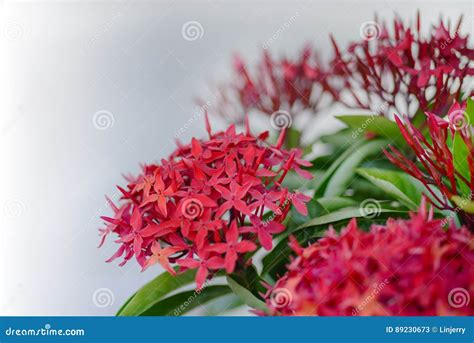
[82,11,123,53]
[351,101,388,139]
[175,99,213,139]
[270,110,292,130]
[92,288,115,308]
[3,21,24,41]
[173,280,210,316]
[359,198,382,219]
[3,199,26,219]
[181,198,204,220]
[439,28,461,50]
[181,21,204,41]
[448,287,470,308]
[359,21,381,41]
[263,12,300,49]
[352,279,390,315]
[262,191,300,226]
[449,109,470,131]
[440,192,473,227]
[92,110,115,130]
[5,324,85,337]
[270,287,293,308]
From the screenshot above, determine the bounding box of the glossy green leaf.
[466,97,474,125]
[117,269,196,316]
[356,168,424,209]
[453,132,471,195]
[226,275,267,312]
[296,206,404,230]
[203,293,245,316]
[315,197,357,213]
[324,140,387,197]
[336,114,404,144]
[313,139,366,197]
[139,285,231,316]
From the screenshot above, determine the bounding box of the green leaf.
[117,269,197,316]
[336,114,404,144]
[286,127,301,149]
[315,197,358,213]
[324,140,387,197]
[296,206,404,230]
[203,293,245,316]
[313,139,366,197]
[451,195,474,214]
[116,292,137,316]
[466,97,474,125]
[453,132,471,196]
[226,275,267,312]
[139,285,231,316]
[356,168,423,209]
[319,128,359,147]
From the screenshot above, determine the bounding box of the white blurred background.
[0,0,471,316]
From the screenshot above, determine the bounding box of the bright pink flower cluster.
[99,118,312,288]
[384,101,474,230]
[265,202,474,316]
[213,47,335,124]
[330,14,473,117]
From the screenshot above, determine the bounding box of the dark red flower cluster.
[384,100,474,230]
[212,47,335,125]
[330,14,473,117]
[265,202,474,316]
[99,118,312,288]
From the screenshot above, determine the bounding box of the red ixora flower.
[384,100,474,231]
[264,200,474,316]
[206,46,336,131]
[98,115,312,288]
[330,13,473,118]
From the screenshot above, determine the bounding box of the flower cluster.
[210,14,472,130]
[212,46,335,127]
[99,118,312,288]
[330,14,473,118]
[265,202,474,316]
[384,100,474,230]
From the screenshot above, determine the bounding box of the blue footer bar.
[0,317,472,343]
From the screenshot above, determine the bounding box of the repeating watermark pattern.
[270,110,292,130]
[449,109,470,131]
[175,99,213,139]
[173,279,209,316]
[82,12,123,53]
[263,12,300,49]
[352,279,390,315]
[181,21,204,41]
[92,288,114,308]
[181,198,203,220]
[3,21,24,41]
[351,101,388,139]
[448,287,470,308]
[440,192,473,227]
[92,110,115,130]
[262,191,299,226]
[359,21,381,41]
[359,198,382,219]
[439,28,461,50]
[270,287,293,309]
[3,199,26,219]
